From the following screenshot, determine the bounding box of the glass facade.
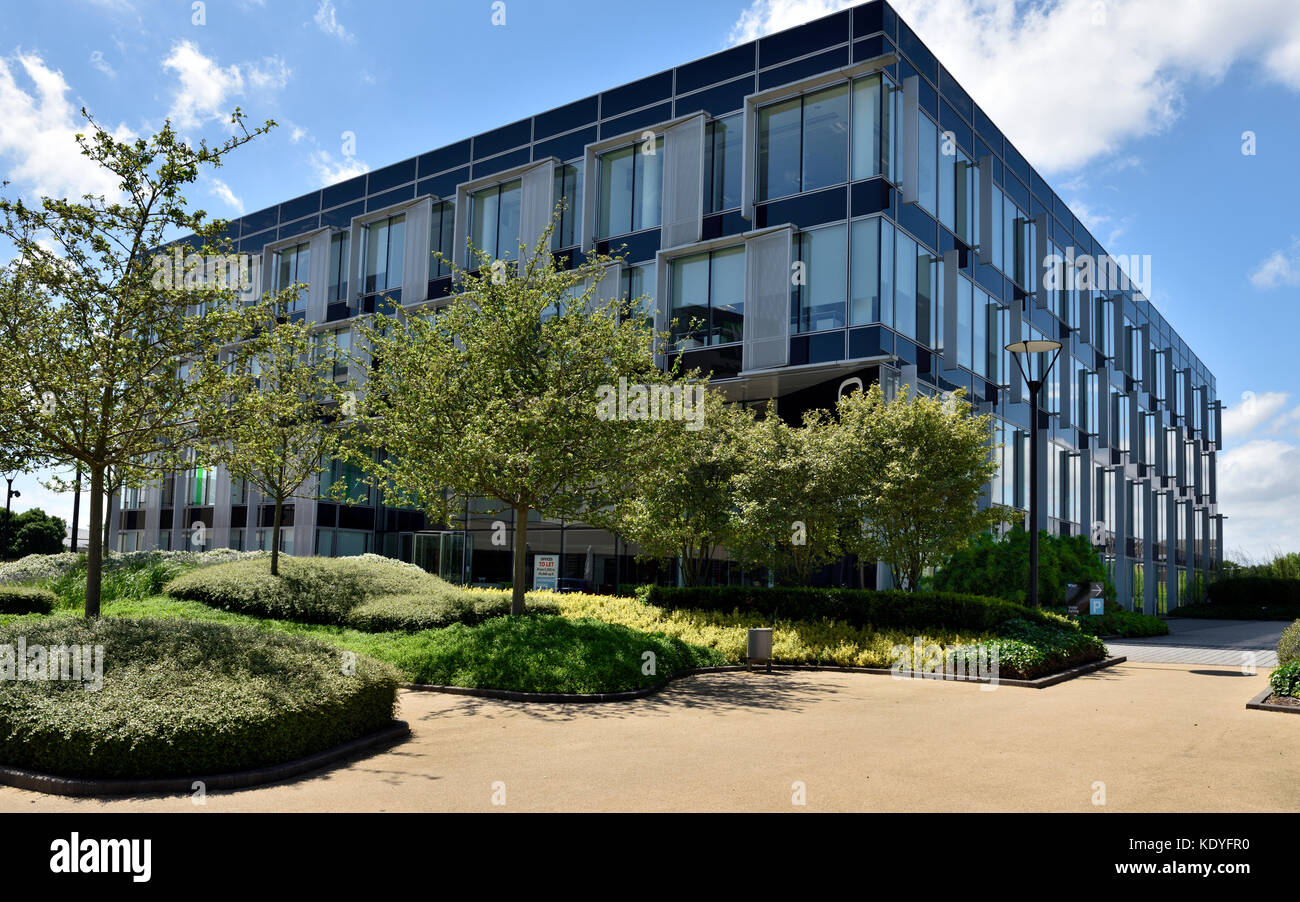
[120,1,1219,608]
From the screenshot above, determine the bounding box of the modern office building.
[109,0,1221,612]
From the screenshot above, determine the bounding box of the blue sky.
[1,0,1297,559]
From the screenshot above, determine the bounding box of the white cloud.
[309,148,368,185]
[314,0,353,43]
[1249,237,1300,289]
[162,40,244,130]
[288,123,307,143]
[728,0,1300,174]
[1222,391,1291,440]
[1218,439,1300,560]
[88,50,115,78]
[161,43,291,132]
[248,57,290,93]
[0,52,130,200]
[208,178,244,214]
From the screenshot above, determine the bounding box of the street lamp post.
[2,474,21,561]
[1005,339,1063,608]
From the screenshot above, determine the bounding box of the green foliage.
[1223,551,1300,580]
[0,585,55,614]
[1269,660,1300,699]
[351,211,677,614]
[639,585,1075,633]
[346,590,559,632]
[0,618,398,779]
[163,554,555,632]
[1278,621,1300,667]
[0,508,66,558]
[933,526,1115,607]
[602,389,752,586]
[836,384,1005,591]
[195,315,357,576]
[727,403,850,584]
[969,619,1108,680]
[0,108,278,616]
[1201,582,1294,610]
[386,615,726,692]
[1063,606,1169,638]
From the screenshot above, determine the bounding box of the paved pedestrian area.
[1108,618,1288,666]
[2,661,1295,813]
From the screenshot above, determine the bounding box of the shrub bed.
[0,586,55,615]
[640,585,1074,633]
[346,590,558,632]
[981,619,1109,680]
[0,618,398,779]
[395,615,726,693]
[1053,603,1169,638]
[1269,660,1300,699]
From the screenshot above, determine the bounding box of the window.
[984,295,1001,381]
[257,529,294,555]
[231,477,248,506]
[956,276,972,369]
[273,242,310,314]
[470,180,522,261]
[315,327,352,382]
[757,83,848,201]
[849,217,886,326]
[669,245,745,348]
[894,231,917,340]
[598,139,663,238]
[428,201,454,277]
[191,464,213,507]
[327,232,349,303]
[621,262,656,328]
[321,457,373,506]
[990,185,1004,271]
[851,74,895,181]
[361,214,405,296]
[792,224,847,333]
[918,115,937,216]
[705,115,742,212]
[552,165,583,249]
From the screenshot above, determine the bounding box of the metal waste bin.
[747,628,773,672]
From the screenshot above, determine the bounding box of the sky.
[0,0,1297,561]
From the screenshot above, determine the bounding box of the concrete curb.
[400,655,1128,701]
[0,720,411,798]
[1246,687,1300,715]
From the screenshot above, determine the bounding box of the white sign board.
[533,554,559,591]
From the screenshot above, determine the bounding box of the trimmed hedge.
[1278,621,1300,668]
[164,555,445,626]
[1175,577,1300,620]
[0,586,55,615]
[346,591,559,632]
[391,615,727,692]
[0,618,399,779]
[639,585,1075,634]
[1055,603,1169,638]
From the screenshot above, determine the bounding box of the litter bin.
[747,628,773,672]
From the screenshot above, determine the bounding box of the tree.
[728,404,851,585]
[836,383,1005,591]
[604,388,752,586]
[0,109,274,616]
[0,508,67,558]
[351,218,670,614]
[194,310,356,575]
[933,527,1116,606]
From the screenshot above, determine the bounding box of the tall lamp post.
[2,473,21,561]
[1005,339,1063,608]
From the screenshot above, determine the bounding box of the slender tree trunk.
[85,465,105,619]
[511,505,528,616]
[271,494,283,576]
